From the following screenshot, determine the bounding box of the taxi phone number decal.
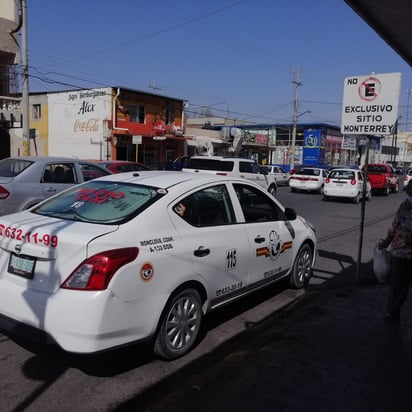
[140,236,175,253]
[0,224,58,248]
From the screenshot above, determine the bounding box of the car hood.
[0,212,118,294]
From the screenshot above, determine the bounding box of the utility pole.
[290,69,302,171]
[21,0,30,155]
[406,88,412,131]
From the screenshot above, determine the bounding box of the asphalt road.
[0,185,402,412]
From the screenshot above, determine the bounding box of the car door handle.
[254,236,265,243]
[193,246,210,257]
[44,187,57,193]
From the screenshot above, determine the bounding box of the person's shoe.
[383,313,400,323]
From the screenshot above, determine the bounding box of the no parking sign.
[341,72,401,135]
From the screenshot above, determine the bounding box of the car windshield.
[184,158,234,172]
[32,180,164,224]
[329,170,355,179]
[296,168,320,176]
[0,158,33,177]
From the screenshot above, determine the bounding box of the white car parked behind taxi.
[323,168,372,203]
[0,171,316,360]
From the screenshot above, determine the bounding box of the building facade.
[0,0,20,159]
[10,87,187,169]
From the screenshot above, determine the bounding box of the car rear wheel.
[154,288,203,360]
[366,190,372,201]
[289,243,313,289]
[352,192,360,203]
[383,186,390,196]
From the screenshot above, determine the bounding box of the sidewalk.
[115,259,412,412]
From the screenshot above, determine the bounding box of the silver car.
[0,156,111,216]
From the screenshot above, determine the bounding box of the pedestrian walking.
[379,179,412,321]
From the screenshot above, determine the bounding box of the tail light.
[325,178,330,184]
[61,247,139,290]
[0,186,11,200]
[350,179,356,185]
[405,176,409,182]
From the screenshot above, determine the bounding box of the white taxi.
[0,171,316,360]
[289,167,328,194]
[323,168,372,203]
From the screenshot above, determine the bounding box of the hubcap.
[296,248,312,283]
[165,295,201,350]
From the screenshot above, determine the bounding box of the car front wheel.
[268,184,277,197]
[289,243,313,289]
[154,288,203,360]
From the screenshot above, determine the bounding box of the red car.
[97,161,151,174]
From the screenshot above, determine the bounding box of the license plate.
[8,253,36,279]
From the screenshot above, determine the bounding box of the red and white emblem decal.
[140,263,154,281]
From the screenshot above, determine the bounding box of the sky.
[25,0,412,129]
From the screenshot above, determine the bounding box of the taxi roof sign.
[341,72,401,135]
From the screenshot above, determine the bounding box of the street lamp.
[290,110,311,170]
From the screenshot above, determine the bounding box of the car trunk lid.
[0,212,118,294]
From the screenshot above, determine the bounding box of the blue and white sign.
[302,129,321,165]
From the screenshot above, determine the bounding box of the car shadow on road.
[10,278,294,379]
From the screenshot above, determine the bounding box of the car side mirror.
[285,207,297,221]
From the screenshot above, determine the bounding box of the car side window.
[79,163,110,181]
[173,184,235,227]
[239,161,260,174]
[233,183,282,223]
[42,163,76,184]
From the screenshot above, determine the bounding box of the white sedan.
[0,171,316,360]
[289,167,329,194]
[404,169,412,189]
[323,168,372,203]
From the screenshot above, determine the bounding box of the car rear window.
[368,165,387,173]
[32,180,165,224]
[296,168,320,176]
[0,158,33,177]
[329,170,355,179]
[184,158,234,172]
